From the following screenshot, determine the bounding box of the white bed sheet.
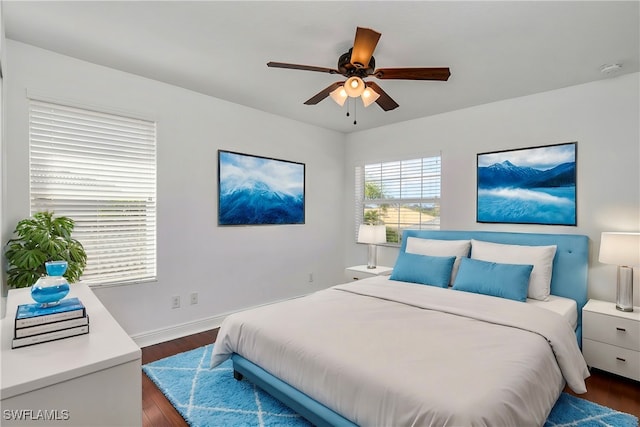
[211,276,589,426]
[527,295,578,330]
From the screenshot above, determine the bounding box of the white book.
[11,325,90,349]
[14,316,90,338]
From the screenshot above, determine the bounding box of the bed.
[211,230,590,426]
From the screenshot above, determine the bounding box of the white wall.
[345,73,640,305]
[3,41,346,342]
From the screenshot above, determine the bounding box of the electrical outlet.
[190,292,198,305]
[171,296,180,309]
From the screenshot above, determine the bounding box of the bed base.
[231,354,356,427]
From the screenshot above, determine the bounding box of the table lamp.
[358,224,386,269]
[599,232,640,312]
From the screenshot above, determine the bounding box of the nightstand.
[345,265,393,282]
[582,299,640,381]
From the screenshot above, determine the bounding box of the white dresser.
[1,284,142,426]
[582,299,640,381]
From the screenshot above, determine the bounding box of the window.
[29,99,157,286]
[355,155,441,244]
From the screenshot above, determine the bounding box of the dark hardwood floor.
[142,328,640,426]
[142,329,219,427]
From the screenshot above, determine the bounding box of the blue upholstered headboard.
[400,230,589,343]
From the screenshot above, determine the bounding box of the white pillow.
[405,237,471,285]
[470,239,557,301]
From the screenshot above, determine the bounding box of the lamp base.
[616,266,634,312]
[367,244,378,269]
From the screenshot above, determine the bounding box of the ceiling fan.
[267,27,451,112]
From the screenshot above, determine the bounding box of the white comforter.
[211,277,590,426]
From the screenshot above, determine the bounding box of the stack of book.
[12,297,90,349]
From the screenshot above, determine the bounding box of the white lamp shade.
[599,232,640,267]
[361,86,380,108]
[329,86,347,106]
[358,224,386,244]
[344,76,365,97]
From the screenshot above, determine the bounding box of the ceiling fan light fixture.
[329,86,348,106]
[344,76,365,97]
[361,86,380,108]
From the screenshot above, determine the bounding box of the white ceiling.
[3,1,639,133]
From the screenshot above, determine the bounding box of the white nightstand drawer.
[583,310,640,351]
[583,339,640,381]
[345,270,376,281]
[344,265,393,282]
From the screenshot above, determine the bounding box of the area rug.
[143,344,638,427]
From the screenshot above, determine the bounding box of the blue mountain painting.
[218,152,305,225]
[477,160,576,225]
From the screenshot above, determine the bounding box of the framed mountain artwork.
[476,142,577,226]
[218,150,305,226]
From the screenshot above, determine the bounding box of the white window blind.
[29,99,157,286]
[355,155,441,244]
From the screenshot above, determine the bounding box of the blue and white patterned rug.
[143,344,638,427]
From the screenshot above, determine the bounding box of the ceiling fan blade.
[374,67,451,81]
[304,81,345,105]
[267,62,339,74]
[350,27,381,68]
[365,82,399,111]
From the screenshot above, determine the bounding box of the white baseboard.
[131,292,311,348]
[131,314,226,348]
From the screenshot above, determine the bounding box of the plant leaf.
[68,240,88,264]
[22,249,49,269]
[52,216,74,239]
[7,267,41,288]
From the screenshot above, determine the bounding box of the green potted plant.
[5,211,87,288]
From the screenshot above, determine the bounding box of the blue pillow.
[390,252,456,288]
[452,257,533,302]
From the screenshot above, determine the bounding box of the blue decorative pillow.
[452,257,533,302]
[390,252,456,288]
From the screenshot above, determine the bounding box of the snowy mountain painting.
[477,143,576,225]
[218,151,305,225]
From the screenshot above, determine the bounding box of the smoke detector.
[600,63,622,74]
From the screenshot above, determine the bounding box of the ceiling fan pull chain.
[353,101,357,125]
[346,98,350,117]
